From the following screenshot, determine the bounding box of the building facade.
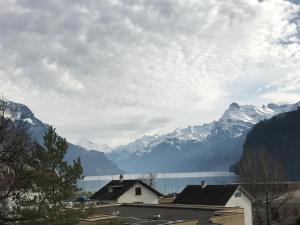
[91,178,161,204]
[173,183,253,225]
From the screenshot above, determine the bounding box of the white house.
[173,182,253,225]
[90,176,161,204]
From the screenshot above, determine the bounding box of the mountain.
[4,101,123,176]
[76,138,112,153]
[233,108,300,180]
[108,102,300,173]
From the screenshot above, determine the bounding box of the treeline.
[0,100,83,225]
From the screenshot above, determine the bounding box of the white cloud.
[261,72,300,92]
[258,71,300,103]
[42,59,85,91]
[0,0,299,146]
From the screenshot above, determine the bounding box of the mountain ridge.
[6,99,300,174]
[4,100,123,176]
[76,138,112,153]
[107,101,300,173]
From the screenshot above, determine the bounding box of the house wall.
[225,188,253,225]
[117,183,159,204]
[7,191,41,210]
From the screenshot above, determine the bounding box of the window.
[235,192,241,198]
[108,187,113,193]
[135,187,142,196]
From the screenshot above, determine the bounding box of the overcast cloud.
[0,0,300,146]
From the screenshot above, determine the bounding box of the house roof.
[173,184,239,206]
[90,179,161,201]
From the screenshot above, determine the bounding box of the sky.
[0,0,300,147]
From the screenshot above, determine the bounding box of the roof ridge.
[173,184,239,206]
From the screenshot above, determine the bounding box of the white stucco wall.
[225,188,253,225]
[117,183,159,204]
[3,191,41,211]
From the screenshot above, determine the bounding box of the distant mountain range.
[234,107,300,180]
[5,100,300,175]
[107,102,300,173]
[4,101,123,176]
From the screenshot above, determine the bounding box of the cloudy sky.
[0,0,300,147]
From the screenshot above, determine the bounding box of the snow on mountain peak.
[2,101,42,127]
[229,102,240,110]
[76,138,112,152]
[110,101,300,159]
[167,123,215,141]
[220,103,275,125]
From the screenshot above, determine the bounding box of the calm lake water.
[77,172,239,194]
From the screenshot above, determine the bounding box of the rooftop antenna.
[119,174,124,182]
[201,180,207,189]
[163,172,166,194]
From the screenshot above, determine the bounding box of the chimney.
[201,180,207,189]
[119,174,124,182]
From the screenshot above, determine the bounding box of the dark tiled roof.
[173,184,239,206]
[90,179,161,201]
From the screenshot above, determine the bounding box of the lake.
[77,172,239,194]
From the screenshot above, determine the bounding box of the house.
[173,182,253,225]
[90,176,161,204]
[0,164,15,217]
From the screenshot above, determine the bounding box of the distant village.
[2,100,300,225]
[71,175,300,225]
[4,171,300,225]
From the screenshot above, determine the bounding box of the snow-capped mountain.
[6,99,299,174]
[3,101,122,176]
[108,101,300,173]
[111,122,215,159]
[4,101,50,143]
[77,138,112,153]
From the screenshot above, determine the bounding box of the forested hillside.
[234,108,300,180]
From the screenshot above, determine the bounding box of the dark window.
[135,187,142,196]
[235,192,241,198]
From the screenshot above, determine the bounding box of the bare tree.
[0,99,36,224]
[141,173,156,188]
[236,147,293,225]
